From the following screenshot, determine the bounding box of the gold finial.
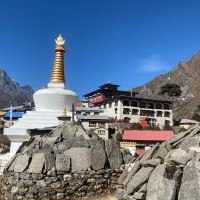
[50,35,66,84]
[55,34,65,45]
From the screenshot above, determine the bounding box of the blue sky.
[0,0,200,99]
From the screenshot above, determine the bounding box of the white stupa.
[0,35,78,172]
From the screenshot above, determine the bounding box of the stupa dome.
[34,87,77,111]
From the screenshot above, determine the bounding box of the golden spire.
[50,34,66,84]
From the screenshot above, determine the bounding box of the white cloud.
[137,55,170,72]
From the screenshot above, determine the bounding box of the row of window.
[76,111,99,116]
[102,100,170,110]
[122,108,171,117]
[89,122,106,128]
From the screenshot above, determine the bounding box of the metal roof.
[75,107,104,112]
[123,130,174,142]
[4,112,24,118]
[77,115,109,121]
[180,119,199,124]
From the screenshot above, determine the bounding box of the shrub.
[159,83,181,97]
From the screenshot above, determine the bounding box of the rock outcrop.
[0,122,131,200]
[116,124,200,200]
[0,68,34,109]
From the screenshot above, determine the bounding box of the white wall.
[101,99,173,127]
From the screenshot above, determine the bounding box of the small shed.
[123,130,175,155]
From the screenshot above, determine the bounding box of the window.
[94,112,99,115]
[165,120,170,126]
[124,117,130,123]
[98,130,105,135]
[123,108,130,114]
[89,122,96,128]
[148,102,154,109]
[109,102,112,108]
[115,100,118,107]
[98,122,106,128]
[76,111,81,115]
[131,101,138,107]
[140,102,146,108]
[147,118,157,126]
[123,100,129,106]
[164,104,170,110]
[157,111,163,117]
[115,108,118,114]
[132,109,138,115]
[164,111,170,117]
[140,109,154,117]
[156,103,162,109]
[85,112,90,115]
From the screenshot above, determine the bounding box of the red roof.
[123,130,174,142]
[76,102,83,107]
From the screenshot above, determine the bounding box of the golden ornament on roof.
[55,34,65,45]
[50,34,66,83]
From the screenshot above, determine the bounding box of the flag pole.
[9,101,13,127]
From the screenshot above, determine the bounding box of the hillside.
[135,51,200,120]
[0,68,34,109]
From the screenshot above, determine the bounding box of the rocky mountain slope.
[135,51,200,120]
[0,68,34,109]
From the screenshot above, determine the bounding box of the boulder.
[153,143,169,160]
[91,141,106,170]
[178,161,200,200]
[118,168,129,185]
[55,154,70,172]
[105,139,122,169]
[75,128,90,140]
[146,164,176,200]
[62,124,77,140]
[64,148,91,172]
[42,137,58,148]
[57,143,68,151]
[51,126,62,137]
[64,135,89,149]
[44,153,55,171]
[122,161,140,186]
[126,167,154,194]
[133,192,146,199]
[28,153,45,173]
[179,137,200,152]
[169,149,190,165]
[142,158,161,167]
[14,154,29,173]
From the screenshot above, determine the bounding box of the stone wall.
[116,124,200,200]
[0,123,131,200]
[1,169,122,200]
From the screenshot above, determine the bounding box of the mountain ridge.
[0,68,34,109]
[135,51,200,120]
